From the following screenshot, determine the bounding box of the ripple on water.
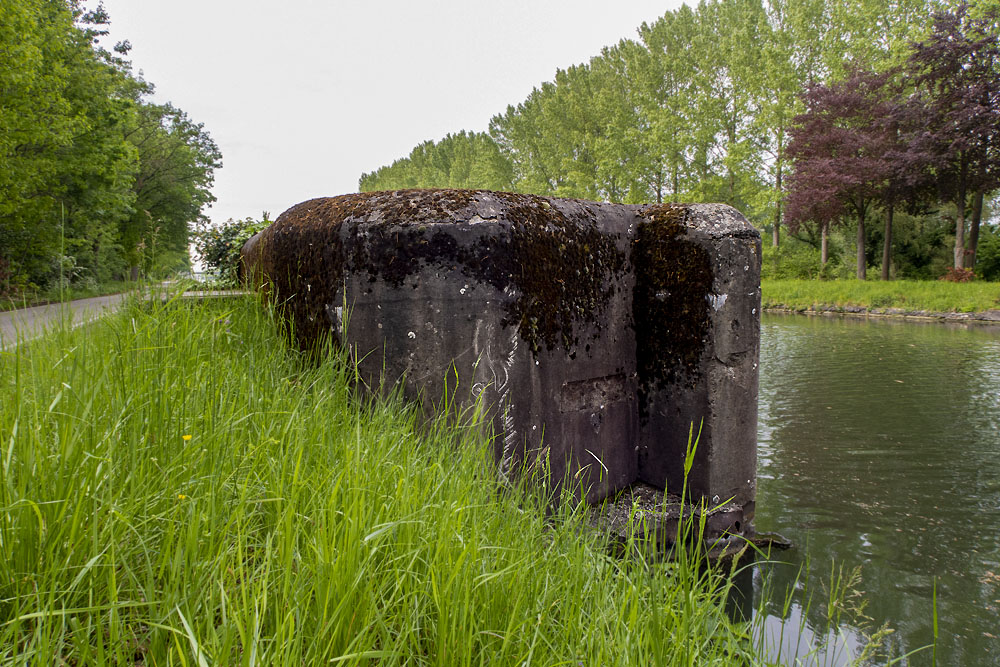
[755,313,1000,666]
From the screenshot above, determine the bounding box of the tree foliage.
[786,69,924,279]
[359,0,936,211]
[786,2,1000,277]
[0,0,220,292]
[905,2,1000,269]
[359,131,513,193]
[193,214,270,286]
[122,102,221,278]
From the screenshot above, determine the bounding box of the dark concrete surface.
[242,189,761,522]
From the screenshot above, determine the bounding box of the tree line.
[359,0,1000,280]
[0,0,220,296]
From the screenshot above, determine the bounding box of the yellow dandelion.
[177,494,188,500]
[182,434,192,441]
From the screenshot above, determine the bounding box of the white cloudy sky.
[97,1,683,226]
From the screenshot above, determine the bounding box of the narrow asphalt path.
[0,293,131,350]
[0,289,252,351]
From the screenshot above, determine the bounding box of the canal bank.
[765,304,1000,324]
[0,295,762,664]
[761,277,1000,318]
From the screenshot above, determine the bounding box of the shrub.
[193,214,271,286]
[975,225,1000,281]
[938,267,976,282]
[760,234,848,280]
[150,249,194,280]
[0,257,11,298]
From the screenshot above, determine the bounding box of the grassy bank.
[0,294,761,664]
[762,278,1000,313]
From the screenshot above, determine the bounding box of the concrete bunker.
[242,189,760,542]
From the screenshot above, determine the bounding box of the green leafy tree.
[753,0,824,247]
[358,131,512,192]
[0,0,112,285]
[122,102,221,279]
[490,80,567,195]
[632,6,701,202]
[975,222,1000,279]
[1,0,220,291]
[52,7,142,286]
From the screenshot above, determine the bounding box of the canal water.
[754,313,1000,665]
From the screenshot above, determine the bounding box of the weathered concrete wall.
[242,189,759,514]
[632,203,760,509]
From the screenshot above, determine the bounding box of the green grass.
[762,279,1000,313]
[0,280,133,312]
[0,292,765,664]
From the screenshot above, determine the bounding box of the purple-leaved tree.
[906,3,1000,270]
[786,69,905,279]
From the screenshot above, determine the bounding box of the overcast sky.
[97,1,684,226]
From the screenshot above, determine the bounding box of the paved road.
[0,290,251,350]
[0,293,130,350]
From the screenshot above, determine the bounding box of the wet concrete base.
[590,482,752,558]
[590,482,792,567]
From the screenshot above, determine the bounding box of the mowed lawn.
[762,278,1000,313]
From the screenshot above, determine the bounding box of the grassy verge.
[0,293,760,664]
[0,281,133,312]
[762,278,1000,313]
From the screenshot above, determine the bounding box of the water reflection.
[755,314,1000,665]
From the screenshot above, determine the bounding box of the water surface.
[755,313,1000,665]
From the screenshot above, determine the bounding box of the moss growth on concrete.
[484,192,624,354]
[244,197,348,352]
[247,189,625,356]
[632,204,713,401]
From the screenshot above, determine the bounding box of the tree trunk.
[881,204,893,281]
[969,189,984,270]
[773,164,782,248]
[954,200,966,269]
[129,265,140,282]
[857,217,866,280]
[727,111,737,205]
[821,221,829,265]
[954,179,967,269]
